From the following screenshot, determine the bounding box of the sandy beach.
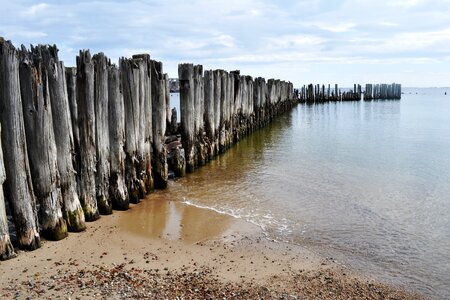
[0,191,424,299]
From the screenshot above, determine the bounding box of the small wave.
[180,198,296,243]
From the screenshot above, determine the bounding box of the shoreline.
[0,195,424,299]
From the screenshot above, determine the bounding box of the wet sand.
[0,192,424,299]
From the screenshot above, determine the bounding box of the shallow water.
[152,89,450,298]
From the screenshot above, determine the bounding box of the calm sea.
[166,89,450,299]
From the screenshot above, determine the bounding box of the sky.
[1,0,449,87]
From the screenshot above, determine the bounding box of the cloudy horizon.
[1,0,449,87]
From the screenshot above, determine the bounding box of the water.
[166,89,450,298]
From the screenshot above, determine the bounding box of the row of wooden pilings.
[179,66,296,173]
[296,83,401,103]
[0,39,296,260]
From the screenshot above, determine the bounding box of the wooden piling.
[107,63,129,210]
[120,56,150,202]
[38,48,86,232]
[0,123,16,260]
[19,46,67,240]
[178,63,196,173]
[93,53,112,215]
[0,39,40,250]
[150,60,168,189]
[132,54,153,195]
[76,50,100,221]
[204,70,215,159]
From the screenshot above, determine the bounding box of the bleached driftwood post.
[44,47,86,231]
[93,53,112,214]
[179,63,196,172]
[120,57,144,202]
[133,54,153,194]
[0,39,40,250]
[108,64,129,210]
[77,50,100,221]
[0,123,15,260]
[19,46,67,240]
[151,60,168,188]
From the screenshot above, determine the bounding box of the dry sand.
[0,193,424,299]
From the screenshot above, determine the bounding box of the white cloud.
[0,0,449,86]
[22,3,49,17]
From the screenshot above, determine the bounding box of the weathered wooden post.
[93,53,112,215]
[133,55,153,195]
[0,123,16,260]
[219,70,229,153]
[0,39,40,249]
[19,46,67,240]
[108,63,129,210]
[213,70,222,154]
[77,50,100,221]
[120,56,149,201]
[204,70,215,159]
[194,65,206,166]
[179,63,196,172]
[150,60,168,189]
[65,67,81,196]
[164,74,171,134]
[42,48,86,232]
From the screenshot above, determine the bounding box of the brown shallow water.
[119,191,257,243]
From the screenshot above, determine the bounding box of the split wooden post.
[0,39,40,250]
[108,63,129,210]
[43,48,86,232]
[0,123,16,260]
[19,45,67,240]
[76,50,100,221]
[93,53,112,214]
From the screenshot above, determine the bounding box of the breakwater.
[297,83,401,103]
[0,38,296,259]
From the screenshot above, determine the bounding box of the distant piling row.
[179,66,295,173]
[0,38,296,260]
[297,83,401,103]
[364,83,401,100]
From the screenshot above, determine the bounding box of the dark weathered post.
[108,64,129,210]
[179,63,196,172]
[164,74,171,134]
[0,124,15,260]
[93,53,112,214]
[150,60,168,188]
[0,39,40,250]
[77,50,100,221]
[19,46,67,240]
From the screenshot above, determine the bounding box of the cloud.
[22,3,49,17]
[0,0,449,86]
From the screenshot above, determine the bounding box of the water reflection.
[119,191,232,243]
